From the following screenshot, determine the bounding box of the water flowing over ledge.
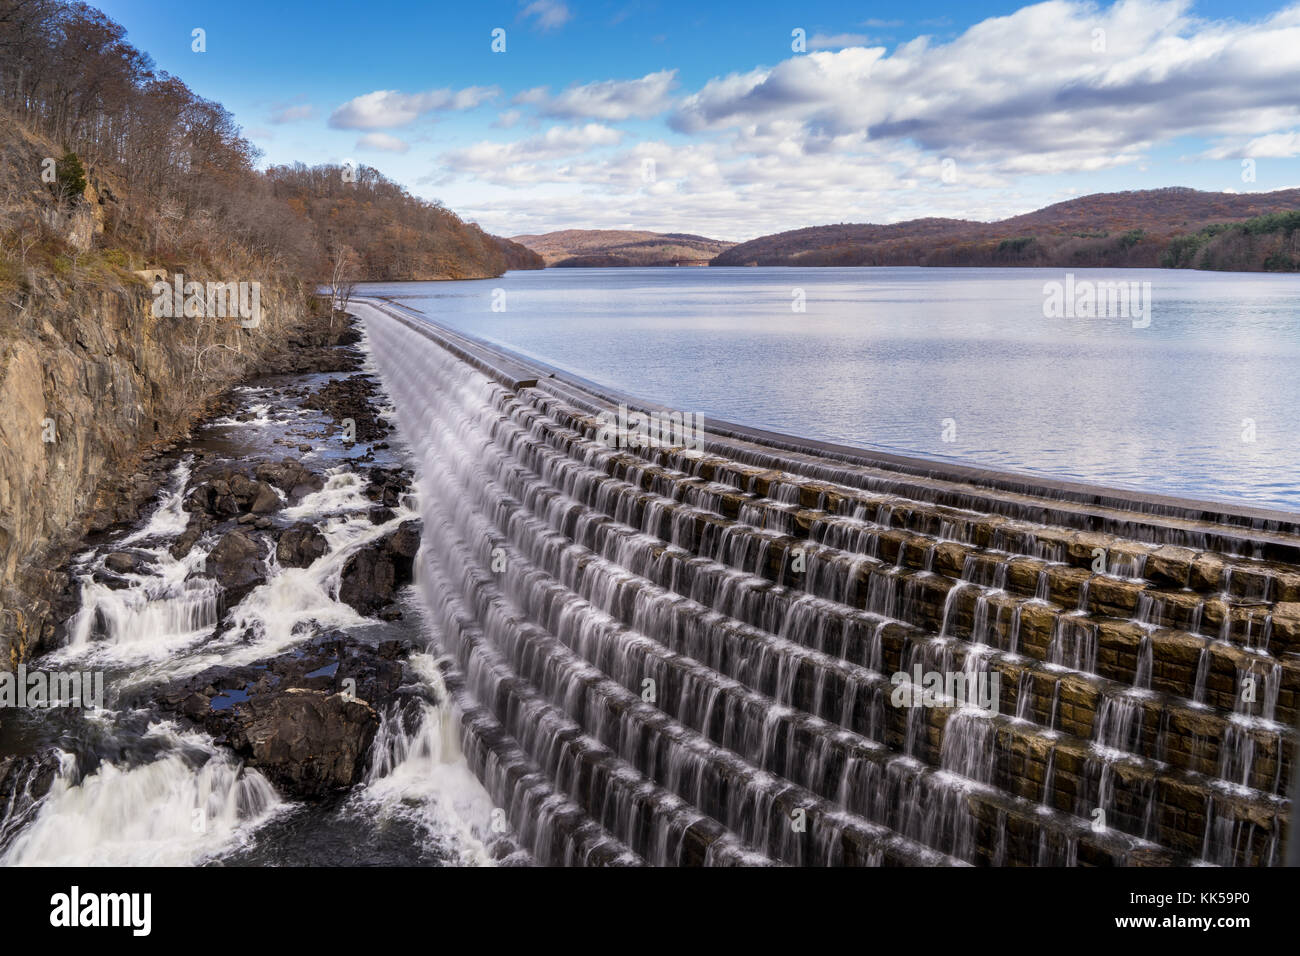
[355,296,1298,867]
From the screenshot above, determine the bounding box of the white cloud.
[672,0,1300,175]
[493,109,524,129]
[441,123,625,170]
[329,86,499,129]
[1205,130,1300,159]
[519,70,678,120]
[357,132,410,153]
[433,0,1300,239]
[520,0,572,31]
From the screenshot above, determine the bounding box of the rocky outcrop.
[339,521,420,616]
[158,634,411,798]
[236,689,379,799]
[306,374,388,442]
[184,470,282,519]
[202,529,268,608]
[276,523,328,568]
[0,270,313,669]
[0,751,59,843]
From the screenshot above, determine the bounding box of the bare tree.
[327,243,358,328]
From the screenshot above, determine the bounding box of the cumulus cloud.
[671,0,1300,175]
[441,123,625,170]
[329,86,499,129]
[518,70,677,120]
[357,132,410,153]
[520,0,572,31]
[435,0,1300,239]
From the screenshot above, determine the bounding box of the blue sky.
[96,0,1300,239]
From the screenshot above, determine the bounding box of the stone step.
[422,405,1251,863]
[425,373,1296,795]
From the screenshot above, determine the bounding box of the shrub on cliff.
[54,151,86,203]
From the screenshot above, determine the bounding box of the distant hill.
[712,188,1300,271]
[510,229,735,266]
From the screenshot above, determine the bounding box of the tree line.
[0,0,536,294]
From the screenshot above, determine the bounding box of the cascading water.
[0,341,504,868]
[354,299,1299,868]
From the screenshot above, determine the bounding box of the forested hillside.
[714,188,1300,270]
[0,0,534,295]
[511,229,734,266]
[265,163,542,281]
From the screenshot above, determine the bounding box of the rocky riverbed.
[0,313,520,866]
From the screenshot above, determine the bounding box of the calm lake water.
[357,267,1300,513]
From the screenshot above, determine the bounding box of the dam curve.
[354,295,1298,867]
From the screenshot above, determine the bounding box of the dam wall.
[356,296,1297,866]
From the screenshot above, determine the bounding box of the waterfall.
[317,299,1300,867]
[1,726,284,866]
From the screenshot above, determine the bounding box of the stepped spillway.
[355,296,1298,867]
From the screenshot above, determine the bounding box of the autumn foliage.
[713,188,1300,271]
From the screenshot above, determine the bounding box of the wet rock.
[236,689,378,798]
[157,633,411,799]
[0,752,59,838]
[253,458,324,503]
[250,484,282,514]
[170,514,212,560]
[276,523,328,568]
[339,520,420,615]
[202,529,268,606]
[185,465,285,519]
[306,375,388,442]
[366,466,410,508]
[103,551,145,575]
[89,570,134,591]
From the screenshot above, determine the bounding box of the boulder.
[234,689,378,798]
[254,458,324,503]
[156,633,410,799]
[103,551,145,575]
[276,523,328,568]
[203,529,267,606]
[339,521,420,615]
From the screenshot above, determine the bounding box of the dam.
[353,295,1298,867]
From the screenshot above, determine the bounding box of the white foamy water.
[352,655,498,866]
[121,460,194,544]
[5,348,500,866]
[1,723,285,866]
